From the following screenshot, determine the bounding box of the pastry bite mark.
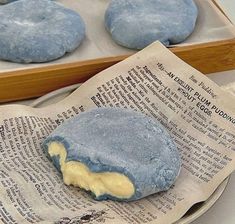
[48,141,135,199]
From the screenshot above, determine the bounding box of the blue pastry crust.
[105,0,198,49]
[43,107,181,201]
[0,0,85,63]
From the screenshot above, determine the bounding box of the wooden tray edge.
[1,39,235,103]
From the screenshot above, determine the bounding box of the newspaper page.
[0,42,235,224]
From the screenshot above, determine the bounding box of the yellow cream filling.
[48,142,135,199]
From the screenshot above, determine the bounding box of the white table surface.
[4,70,235,224]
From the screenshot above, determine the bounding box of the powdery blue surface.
[0,0,85,63]
[105,0,198,49]
[43,107,181,201]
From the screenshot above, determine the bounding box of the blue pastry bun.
[0,0,85,63]
[105,0,198,49]
[43,107,181,201]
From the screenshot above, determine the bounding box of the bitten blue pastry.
[105,0,198,49]
[0,0,85,63]
[43,107,181,201]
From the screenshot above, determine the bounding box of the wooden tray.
[1,39,235,103]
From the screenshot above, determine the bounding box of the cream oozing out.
[48,142,135,199]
